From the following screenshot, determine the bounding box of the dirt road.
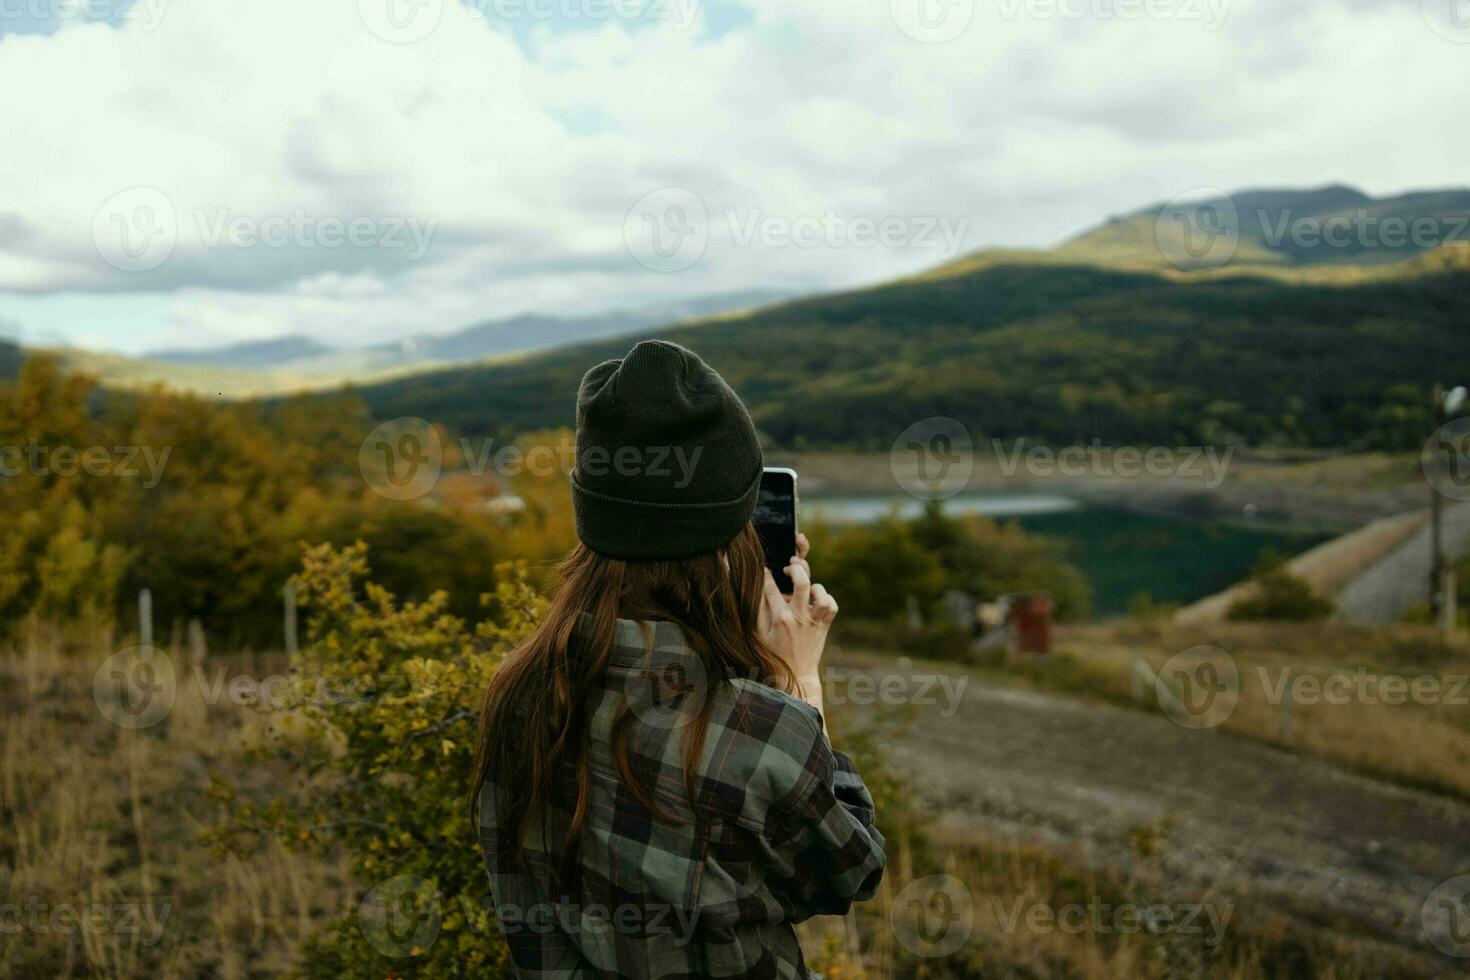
[832,653,1470,964]
[1336,500,1470,624]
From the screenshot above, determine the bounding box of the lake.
[804,493,1334,616]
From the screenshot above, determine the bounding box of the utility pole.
[1430,384,1469,631]
[1431,384,1445,621]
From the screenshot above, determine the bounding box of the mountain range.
[10,184,1470,452]
[346,185,1470,451]
[139,289,793,378]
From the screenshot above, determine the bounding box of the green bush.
[207,543,546,977]
[816,514,948,620]
[1126,591,1180,622]
[834,619,976,663]
[1226,568,1333,622]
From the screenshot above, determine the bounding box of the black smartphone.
[753,467,799,594]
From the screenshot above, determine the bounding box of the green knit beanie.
[571,339,763,561]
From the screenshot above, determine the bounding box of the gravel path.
[1336,500,1470,623]
[834,654,1470,965]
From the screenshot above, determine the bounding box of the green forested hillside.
[352,254,1470,450]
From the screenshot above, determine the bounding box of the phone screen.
[754,468,798,594]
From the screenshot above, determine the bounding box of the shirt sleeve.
[760,728,887,922]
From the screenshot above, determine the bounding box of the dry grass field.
[5,615,1466,977]
[0,621,353,978]
[1048,621,1470,799]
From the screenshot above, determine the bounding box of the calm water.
[805,493,1080,523]
[804,493,1333,616]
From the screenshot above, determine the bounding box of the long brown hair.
[471,523,790,869]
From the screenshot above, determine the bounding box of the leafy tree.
[0,354,534,644]
[911,501,1091,620]
[811,501,1091,627]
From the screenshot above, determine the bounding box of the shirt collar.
[573,614,699,670]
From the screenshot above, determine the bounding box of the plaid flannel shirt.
[478,618,886,979]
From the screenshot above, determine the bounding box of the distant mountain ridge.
[141,289,794,376]
[1059,184,1470,271]
[147,335,334,369]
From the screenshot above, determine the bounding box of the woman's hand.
[761,533,838,717]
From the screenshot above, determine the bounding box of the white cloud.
[0,0,1466,353]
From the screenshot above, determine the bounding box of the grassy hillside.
[30,346,315,398]
[31,344,472,399]
[349,249,1470,450]
[1059,185,1470,272]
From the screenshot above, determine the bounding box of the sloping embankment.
[1175,509,1428,625]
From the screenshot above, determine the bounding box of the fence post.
[1440,568,1458,635]
[283,580,299,656]
[1279,677,1294,745]
[138,589,153,648]
[905,595,923,635]
[187,617,207,668]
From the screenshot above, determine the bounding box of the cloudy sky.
[0,0,1465,354]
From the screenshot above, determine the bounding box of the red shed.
[1006,592,1053,659]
